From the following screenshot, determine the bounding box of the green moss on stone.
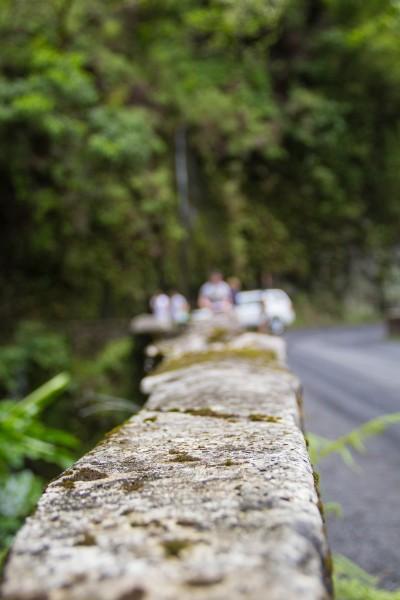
[101,420,130,441]
[118,586,146,600]
[160,407,235,420]
[168,449,199,463]
[121,478,145,492]
[75,532,96,546]
[186,575,224,587]
[324,550,333,579]
[207,327,231,343]
[249,414,282,423]
[223,459,237,466]
[58,478,76,489]
[64,467,107,482]
[184,407,235,420]
[153,348,278,375]
[144,416,158,423]
[162,538,193,558]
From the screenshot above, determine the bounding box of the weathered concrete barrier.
[1,320,332,600]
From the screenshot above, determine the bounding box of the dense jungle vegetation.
[1,0,400,319]
[1,1,400,595]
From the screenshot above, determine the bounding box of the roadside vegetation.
[309,415,400,599]
[0,322,137,564]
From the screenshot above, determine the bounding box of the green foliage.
[0,322,70,397]
[308,413,400,598]
[0,372,77,560]
[334,555,400,600]
[0,470,43,562]
[88,107,163,165]
[88,337,132,376]
[0,373,77,472]
[324,501,343,518]
[308,412,400,467]
[1,0,400,317]
[74,337,139,418]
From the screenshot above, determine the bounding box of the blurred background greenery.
[1,0,400,587]
[1,0,400,319]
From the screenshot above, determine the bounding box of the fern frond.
[307,413,400,467]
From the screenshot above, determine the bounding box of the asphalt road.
[286,324,400,589]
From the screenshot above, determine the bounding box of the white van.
[235,289,295,334]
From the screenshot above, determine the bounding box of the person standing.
[170,290,190,324]
[198,271,233,313]
[227,276,241,305]
[150,291,171,324]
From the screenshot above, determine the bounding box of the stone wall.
[1,320,332,600]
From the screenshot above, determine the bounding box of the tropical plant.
[334,555,400,600]
[308,412,400,467]
[307,413,400,599]
[0,372,78,562]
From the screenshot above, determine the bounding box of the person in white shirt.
[198,271,233,313]
[170,290,190,324]
[150,291,171,323]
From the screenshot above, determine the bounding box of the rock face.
[1,324,332,600]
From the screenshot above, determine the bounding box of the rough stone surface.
[131,314,176,336]
[1,323,331,600]
[144,319,286,363]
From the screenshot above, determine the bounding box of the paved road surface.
[287,324,400,589]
